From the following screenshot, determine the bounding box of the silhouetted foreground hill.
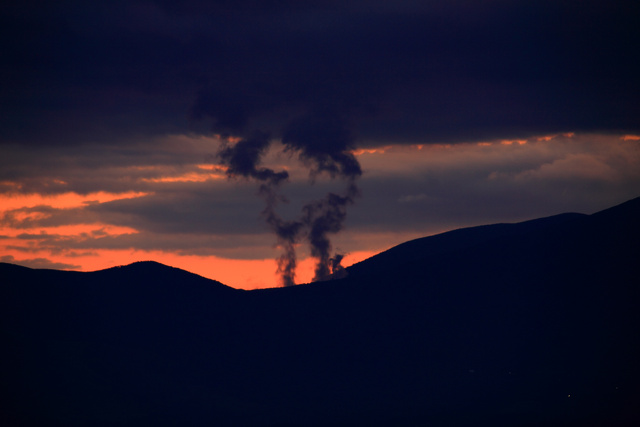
[2,197,640,426]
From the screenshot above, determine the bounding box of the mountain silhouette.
[2,197,639,426]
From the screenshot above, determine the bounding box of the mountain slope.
[346,211,587,278]
[1,197,639,426]
[350,196,639,283]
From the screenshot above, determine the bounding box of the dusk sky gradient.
[1,1,639,288]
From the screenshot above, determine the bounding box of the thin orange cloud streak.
[537,132,575,141]
[141,172,225,183]
[137,164,228,183]
[0,191,149,211]
[0,223,137,238]
[196,164,228,171]
[501,139,527,145]
[352,146,394,155]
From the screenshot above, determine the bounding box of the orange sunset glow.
[0,185,379,288]
[3,133,640,289]
[1,243,376,290]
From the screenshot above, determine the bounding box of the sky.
[1,1,639,289]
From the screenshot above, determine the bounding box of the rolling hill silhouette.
[2,197,639,426]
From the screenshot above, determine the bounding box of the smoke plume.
[214,112,362,285]
[259,183,303,288]
[282,113,362,281]
[218,130,288,185]
[217,131,303,287]
[302,184,359,281]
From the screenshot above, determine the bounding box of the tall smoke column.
[302,183,359,281]
[282,112,362,281]
[217,131,302,287]
[258,183,303,287]
[195,94,364,285]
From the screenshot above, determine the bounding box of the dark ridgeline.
[2,197,640,426]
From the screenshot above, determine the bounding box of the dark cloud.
[0,187,267,236]
[1,1,638,147]
[344,136,640,235]
[282,112,361,179]
[0,137,221,195]
[6,229,276,259]
[89,189,269,235]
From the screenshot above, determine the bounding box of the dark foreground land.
[2,197,640,426]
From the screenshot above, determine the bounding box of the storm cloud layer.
[2,1,639,147]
